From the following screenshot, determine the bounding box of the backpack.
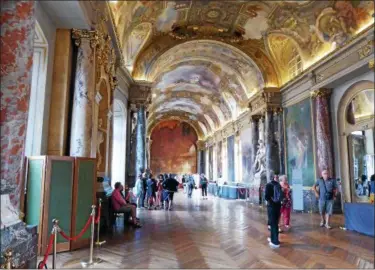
[272,182,284,203]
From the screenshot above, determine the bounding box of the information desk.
[344,203,374,237]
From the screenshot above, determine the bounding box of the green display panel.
[47,160,73,244]
[74,160,95,239]
[26,159,44,226]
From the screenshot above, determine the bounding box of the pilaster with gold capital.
[311,88,334,177]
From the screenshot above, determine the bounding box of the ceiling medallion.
[169,23,245,43]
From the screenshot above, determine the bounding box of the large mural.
[240,127,252,183]
[217,141,223,178]
[285,99,315,187]
[227,135,235,182]
[285,99,315,211]
[150,120,197,174]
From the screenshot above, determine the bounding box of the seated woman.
[112,182,141,228]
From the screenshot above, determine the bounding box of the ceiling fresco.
[110,0,374,139]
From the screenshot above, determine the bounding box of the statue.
[252,139,266,185]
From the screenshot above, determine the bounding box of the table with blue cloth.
[219,185,238,199]
[344,202,374,237]
[208,183,217,195]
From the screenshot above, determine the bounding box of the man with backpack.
[265,172,282,248]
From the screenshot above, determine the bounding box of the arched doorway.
[150,120,198,175]
[111,99,127,187]
[338,81,374,203]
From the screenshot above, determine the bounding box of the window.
[288,47,302,79]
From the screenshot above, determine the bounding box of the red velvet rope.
[238,188,246,195]
[95,205,101,224]
[38,233,55,269]
[59,215,92,241]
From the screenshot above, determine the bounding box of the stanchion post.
[95,199,106,247]
[52,219,59,269]
[81,205,103,268]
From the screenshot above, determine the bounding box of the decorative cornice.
[248,87,281,116]
[71,29,99,48]
[310,88,332,98]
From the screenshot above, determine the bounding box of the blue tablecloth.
[220,186,238,199]
[344,203,374,237]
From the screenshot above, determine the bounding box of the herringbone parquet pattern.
[46,192,374,269]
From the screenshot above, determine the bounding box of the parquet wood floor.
[45,192,374,269]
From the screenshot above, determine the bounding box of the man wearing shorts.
[313,169,337,229]
[162,174,179,210]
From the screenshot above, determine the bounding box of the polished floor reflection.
[48,192,374,269]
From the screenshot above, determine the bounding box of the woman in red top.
[279,175,292,230]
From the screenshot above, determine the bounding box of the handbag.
[323,179,334,200]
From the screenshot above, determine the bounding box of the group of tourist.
[111,168,210,228]
[265,169,340,249]
[181,173,209,199]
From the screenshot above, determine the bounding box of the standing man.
[200,173,208,199]
[313,169,337,229]
[265,172,282,248]
[162,174,179,210]
[187,174,195,198]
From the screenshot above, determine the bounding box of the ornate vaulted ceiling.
[110,0,374,139]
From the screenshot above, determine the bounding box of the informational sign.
[292,169,304,211]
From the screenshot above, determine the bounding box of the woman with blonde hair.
[279,175,292,230]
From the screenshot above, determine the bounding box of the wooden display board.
[70,157,97,250]
[25,156,74,255]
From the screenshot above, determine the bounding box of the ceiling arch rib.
[149,104,217,132]
[148,97,222,127]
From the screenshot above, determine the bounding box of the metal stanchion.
[52,219,59,269]
[95,199,106,247]
[81,205,103,268]
[1,249,15,269]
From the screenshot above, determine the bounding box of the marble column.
[146,138,152,170]
[1,1,38,267]
[274,109,285,175]
[311,89,334,177]
[265,109,279,182]
[135,105,146,181]
[250,116,260,177]
[197,149,202,174]
[69,29,98,157]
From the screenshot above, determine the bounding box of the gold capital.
[310,88,332,98]
[71,29,99,48]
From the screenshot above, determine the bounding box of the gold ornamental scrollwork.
[369,58,374,70]
[358,40,373,59]
[310,88,332,98]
